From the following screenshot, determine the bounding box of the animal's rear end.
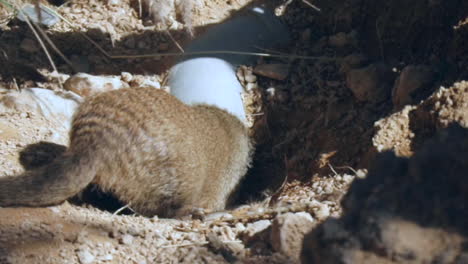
[0,87,252,217]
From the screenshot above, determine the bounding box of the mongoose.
[0,87,252,217]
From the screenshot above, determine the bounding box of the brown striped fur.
[0,87,252,217]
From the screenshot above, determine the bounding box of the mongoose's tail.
[0,150,97,207]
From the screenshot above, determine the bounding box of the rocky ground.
[1,0,468,263]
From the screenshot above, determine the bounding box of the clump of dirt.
[373,81,468,157]
[302,123,468,264]
[410,81,468,149]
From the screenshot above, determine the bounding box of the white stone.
[316,204,330,220]
[205,212,233,221]
[141,79,161,89]
[243,220,271,242]
[245,74,257,83]
[102,254,113,261]
[120,72,133,82]
[235,222,246,232]
[246,82,257,91]
[120,234,134,245]
[77,249,95,264]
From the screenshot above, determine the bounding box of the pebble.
[315,204,330,220]
[328,31,357,48]
[168,232,182,241]
[205,212,234,221]
[77,249,95,264]
[392,65,433,109]
[235,223,246,232]
[102,254,113,261]
[220,226,237,241]
[158,43,169,51]
[243,220,271,242]
[323,183,334,194]
[236,71,245,83]
[355,170,367,179]
[107,0,120,6]
[339,53,368,74]
[254,64,289,81]
[141,79,161,89]
[245,74,257,83]
[246,82,257,91]
[207,231,245,260]
[346,63,393,103]
[127,227,140,236]
[48,71,71,84]
[328,32,348,47]
[121,72,133,83]
[20,38,40,53]
[266,87,276,99]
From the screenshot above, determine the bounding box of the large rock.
[270,212,315,262]
[346,63,394,103]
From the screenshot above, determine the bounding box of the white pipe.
[168,57,247,122]
[168,5,290,123]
